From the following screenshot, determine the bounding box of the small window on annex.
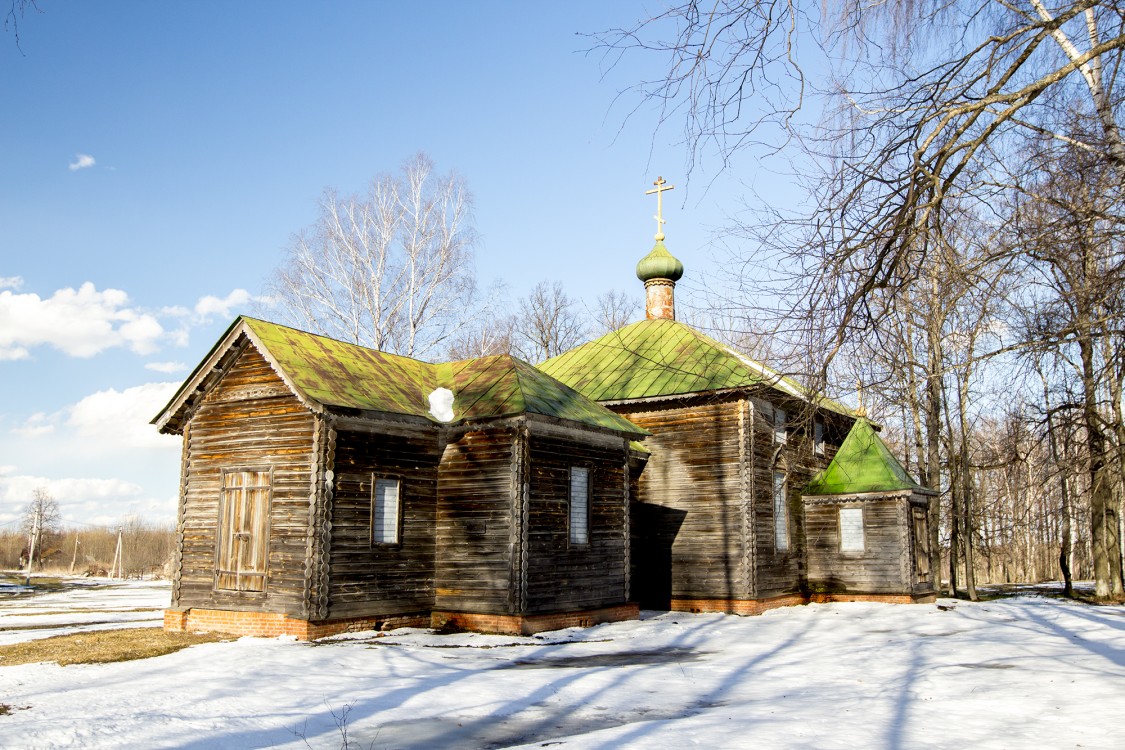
[371,477,401,545]
[839,507,865,552]
[773,471,789,551]
[216,468,272,592]
[569,467,590,546]
[814,420,825,456]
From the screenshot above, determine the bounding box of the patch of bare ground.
[0,628,224,667]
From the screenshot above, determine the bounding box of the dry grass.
[0,628,224,667]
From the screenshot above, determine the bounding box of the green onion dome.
[636,241,684,282]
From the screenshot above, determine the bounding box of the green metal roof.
[804,419,929,495]
[435,355,646,433]
[243,317,436,417]
[154,317,645,437]
[539,318,852,414]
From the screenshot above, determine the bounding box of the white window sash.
[569,467,590,545]
[839,507,865,552]
[372,477,401,545]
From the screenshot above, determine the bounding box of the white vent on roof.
[428,387,455,422]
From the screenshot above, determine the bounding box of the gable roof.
[539,318,852,414]
[153,317,646,438]
[804,420,932,496]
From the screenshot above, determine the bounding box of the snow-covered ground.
[1,579,1123,749]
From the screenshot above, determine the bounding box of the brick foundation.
[669,591,935,615]
[430,603,640,635]
[669,594,808,616]
[808,592,937,605]
[163,608,429,640]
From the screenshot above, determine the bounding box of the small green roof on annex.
[804,419,931,496]
[539,318,853,415]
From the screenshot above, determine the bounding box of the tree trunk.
[1080,331,1125,599]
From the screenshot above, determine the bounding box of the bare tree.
[1006,139,1125,598]
[446,318,514,360]
[267,153,478,359]
[598,1,1125,599]
[4,0,40,51]
[21,487,60,570]
[596,1,1125,338]
[590,289,640,334]
[511,281,589,363]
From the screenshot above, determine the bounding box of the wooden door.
[216,469,272,591]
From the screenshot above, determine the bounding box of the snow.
[427,387,455,422]
[1,580,1123,749]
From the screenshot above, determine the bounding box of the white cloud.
[0,472,146,525]
[0,276,23,290]
[12,412,56,437]
[0,282,165,358]
[194,288,252,322]
[68,153,96,171]
[67,382,181,449]
[145,361,187,374]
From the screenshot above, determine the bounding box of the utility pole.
[110,527,124,579]
[69,535,80,575]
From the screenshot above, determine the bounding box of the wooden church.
[156,180,936,639]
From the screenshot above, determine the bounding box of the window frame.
[773,470,789,552]
[370,475,403,547]
[214,466,273,593]
[568,465,591,547]
[838,506,865,553]
[814,420,825,456]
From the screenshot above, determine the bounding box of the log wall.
[434,427,517,614]
[615,398,749,603]
[524,431,628,613]
[804,496,911,594]
[174,343,315,617]
[325,422,441,618]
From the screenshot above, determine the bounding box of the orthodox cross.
[645,176,675,240]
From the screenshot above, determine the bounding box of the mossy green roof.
[539,318,852,414]
[804,420,930,495]
[243,317,435,416]
[155,317,645,437]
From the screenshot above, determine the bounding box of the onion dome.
[636,240,684,282]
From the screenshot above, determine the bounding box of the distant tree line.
[1,491,174,577]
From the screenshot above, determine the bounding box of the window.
[371,477,401,545]
[839,507,865,552]
[814,420,825,456]
[569,467,590,546]
[773,471,789,551]
[774,408,787,445]
[216,469,271,592]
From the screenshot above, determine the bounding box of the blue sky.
[0,2,772,528]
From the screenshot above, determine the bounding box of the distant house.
[155,194,935,639]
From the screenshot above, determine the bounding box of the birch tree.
[268,153,478,359]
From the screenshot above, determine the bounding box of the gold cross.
[645,176,675,240]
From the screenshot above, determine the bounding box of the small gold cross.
[645,176,675,240]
